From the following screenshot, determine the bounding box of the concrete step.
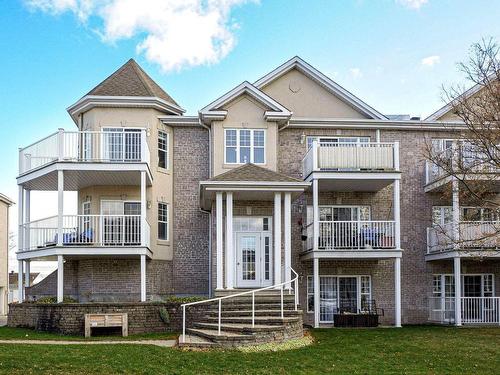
[177,333,215,348]
[186,328,257,343]
[193,322,284,333]
[206,309,303,317]
[214,289,296,297]
[201,316,300,325]
[210,302,299,310]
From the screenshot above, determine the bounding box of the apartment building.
[0,193,13,316]
[16,57,499,329]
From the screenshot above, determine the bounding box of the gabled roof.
[67,59,184,124]
[254,56,387,120]
[199,81,292,124]
[86,59,179,106]
[209,163,302,183]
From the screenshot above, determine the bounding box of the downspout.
[198,117,212,297]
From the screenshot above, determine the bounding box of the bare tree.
[425,38,499,253]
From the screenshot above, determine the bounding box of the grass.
[0,326,499,374]
[0,327,178,341]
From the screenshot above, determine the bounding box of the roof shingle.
[209,163,302,183]
[85,59,179,107]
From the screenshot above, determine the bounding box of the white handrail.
[181,267,299,344]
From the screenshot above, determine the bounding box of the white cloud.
[349,67,363,79]
[24,0,256,72]
[421,55,440,67]
[396,0,428,9]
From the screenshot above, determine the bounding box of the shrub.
[164,296,205,304]
[35,296,78,304]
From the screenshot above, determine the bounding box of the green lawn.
[0,327,178,341]
[0,326,499,374]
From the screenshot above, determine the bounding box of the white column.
[57,170,64,246]
[57,255,64,303]
[24,260,31,288]
[17,261,23,302]
[376,129,381,143]
[284,193,292,289]
[18,186,24,252]
[140,255,146,302]
[313,258,320,328]
[225,192,234,289]
[312,179,319,251]
[140,171,147,246]
[454,256,462,326]
[393,179,401,249]
[216,192,223,290]
[24,190,30,251]
[394,257,402,327]
[274,192,282,287]
[452,177,460,249]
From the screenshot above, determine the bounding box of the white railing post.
[393,141,400,171]
[141,129,147,163]
[18,186,24,252]
[216,192,223,290]
[252,292,255,328]
[140,171,147,247]
[394,179,401,249]
[17,261,23,302]
[218,299,221,335]
[312,139,318,171]
[454,257,462,326]
[312,179,319,251]
[57,128,64,161]
[294,276,298,311]
[274,192,282,287]
[182,305,186,343]
[57,255,64,303]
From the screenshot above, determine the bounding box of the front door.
[236,233,261,288]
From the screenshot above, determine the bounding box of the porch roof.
[199,164,309,210]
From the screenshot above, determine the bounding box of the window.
[306,136,370,150]
[433,206,500,225]
[224,129,266,164]
[102,127,142,161]
[158,203,169,240]
[82,201,91,233]
[307,276,314,313]
[306,275,371,320]
[158,131,168,169]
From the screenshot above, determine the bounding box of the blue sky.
[1,0,499,270]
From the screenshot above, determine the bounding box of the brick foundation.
[7,302,209,335]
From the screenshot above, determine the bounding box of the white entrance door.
[236,233,261,288]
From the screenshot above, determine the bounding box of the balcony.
[424,146,499,192]
[18,214,151,259]
[17,129,152,190]
[429,296,500,325]
[427,221,499,255]
[303,220,400,259]
[302,141,400,191]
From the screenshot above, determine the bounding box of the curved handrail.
[181,267,299,343]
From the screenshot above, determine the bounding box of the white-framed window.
[433,274,495,297]
[306,136,370,150]
[224,129,266,164]
[102,127,142,161]
[158,131,168,169]
[158,202,169,240]
[306,275,372,321]
[82,201,91,233]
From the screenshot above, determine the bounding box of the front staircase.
[179,289,304,348]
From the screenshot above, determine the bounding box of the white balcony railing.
[427,221,500,253]
[19,214,150,252]
[305,220,397,251]
[425,145,499,185]
[429,296,500,325]
[302,141,399,178]
[19,129,150,175]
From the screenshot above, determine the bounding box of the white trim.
[199,81,291,124]
[306,171,401,182]
[67,95,185,124]
[254,56,386,120]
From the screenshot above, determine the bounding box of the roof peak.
[84,58,180,107]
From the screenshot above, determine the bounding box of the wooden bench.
[84,313,128,338]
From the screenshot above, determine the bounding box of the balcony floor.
[17,245,152,261]
[17,161,152,190]
[305,171,400,192]
[301,249,402,260]
[426,249,500,261]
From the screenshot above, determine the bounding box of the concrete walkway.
[0,339,176,347]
